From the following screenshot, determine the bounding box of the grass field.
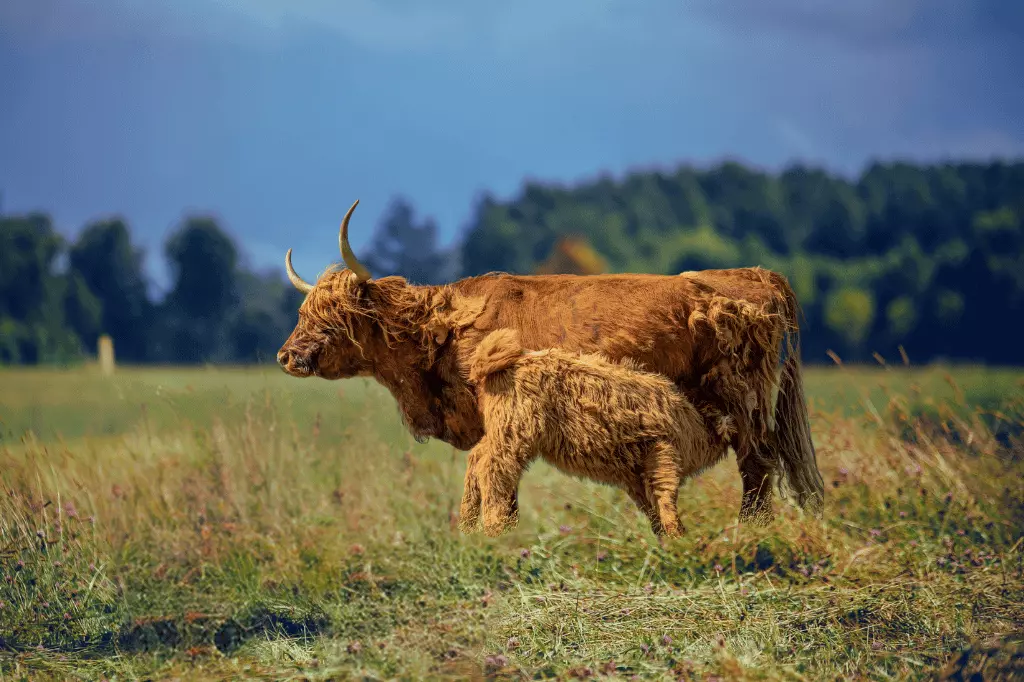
[1,362,1022,680]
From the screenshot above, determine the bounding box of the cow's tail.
[469,328,523,385]
[770,273,825,518]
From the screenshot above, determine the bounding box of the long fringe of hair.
[301,267,443,363]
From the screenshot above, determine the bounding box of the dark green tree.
[0,214,89,364]
[67,218,152,361]
[362,197,458,284]
[782,165,867,257]
[157,216,240,363]
[228,270,307,363]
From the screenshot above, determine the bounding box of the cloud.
[690,0,1024,52]
[0,0,157,43]
[776,120,818,159]
[198,0,468,51]
[879,128,1024,163]
[1,0,697,59]
[0,0,470,52]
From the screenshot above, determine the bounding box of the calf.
[458,328,725,538]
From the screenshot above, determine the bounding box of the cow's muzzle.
[277,348,314,377]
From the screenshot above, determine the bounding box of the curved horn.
[339,199,372,284]
[285,248,314,293]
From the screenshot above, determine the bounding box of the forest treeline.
[2,160,1022,367]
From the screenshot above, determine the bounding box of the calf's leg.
[458,447,483,534]
[460,442,520,535]
[473,436,529,537]
[646,440,685,538]
[625,482,665,536]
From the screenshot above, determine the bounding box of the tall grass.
[0,365,1022,680]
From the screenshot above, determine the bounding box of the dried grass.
[0,365,1021,680]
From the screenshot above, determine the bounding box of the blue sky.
[2,0,1022,292]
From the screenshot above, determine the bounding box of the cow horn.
[285,248,314,293]
[339,199,371,284]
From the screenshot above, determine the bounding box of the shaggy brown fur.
[458,328,721,538]
[279,235,825,523]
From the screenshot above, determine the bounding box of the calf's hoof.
[659,523,684,540]
[458,503,481,532]
[483,522,509,538]
[482,512,518,538]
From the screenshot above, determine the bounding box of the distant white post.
[98,334,115,376]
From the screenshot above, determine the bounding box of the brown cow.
[277,200,824,523]
[458,327,721,538]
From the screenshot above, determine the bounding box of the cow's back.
[435,268,785,451]
[449,272,710,383]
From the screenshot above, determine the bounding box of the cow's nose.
[277,349,290,367]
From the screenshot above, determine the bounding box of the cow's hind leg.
[737,432,776,526]
[646,440,684,538]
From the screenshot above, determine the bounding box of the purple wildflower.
[485,654,509,668]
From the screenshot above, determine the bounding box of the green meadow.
[1,363,1022,680]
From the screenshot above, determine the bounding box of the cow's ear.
[446,293,488,329]
[348,271,372,291]
[429,321,449,345]
[424,292,451,345]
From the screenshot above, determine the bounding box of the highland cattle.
[457,327,721,537]
[277,200,824,523]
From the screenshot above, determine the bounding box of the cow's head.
[276,201,377,379]
[277,199,480,381]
